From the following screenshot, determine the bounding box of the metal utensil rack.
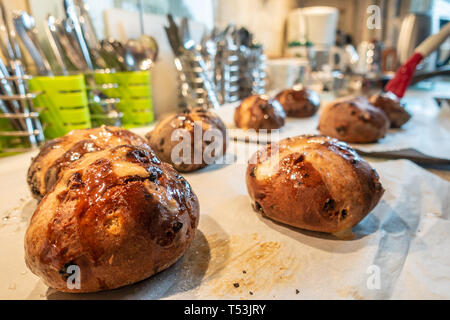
[175,47,220,111]
[85,69,122,127]
[0,75,44,154]
[213,36,240,104]
[204,25,270,103]
[238,45,267,98]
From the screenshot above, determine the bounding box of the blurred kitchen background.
[0,0,449,152]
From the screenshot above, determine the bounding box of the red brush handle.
[384,22,450,98]
[384,52,424,98]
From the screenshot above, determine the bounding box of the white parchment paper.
[220,90,450,159]
[0,141,448,299]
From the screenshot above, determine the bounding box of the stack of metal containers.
[201,26,240,105]
[232,27,267,99]
[165,16,267,110]
[165,15,220,111]
[174,48,221,110]
[238,44,267,98]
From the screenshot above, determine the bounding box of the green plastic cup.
[93,71,153,129]
[29,75,91,139]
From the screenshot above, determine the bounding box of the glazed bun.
[318,96,390,143]
[275,87,320,117]
[369,92,411,128]
[246,135,384,233]
[234,95,286,130]
[146,107,227,172]
[25,145,200,293]
[27,126,151,201]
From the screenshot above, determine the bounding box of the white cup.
[287,6,339,49]
[266,58,310,91]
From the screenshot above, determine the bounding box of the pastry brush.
[384,22,450,98]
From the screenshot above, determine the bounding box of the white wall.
[215,0,296,58]
[26,0,214,39]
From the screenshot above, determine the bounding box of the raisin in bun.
[246,135,384,233]
[27,126,151,201]
[275,87,320,117]
[369,92,411,128]
[234,95,286,130]
[146,107,227,172]
[318,96,390,143]
[25,145,200,293]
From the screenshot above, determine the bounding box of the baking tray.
[1,86,449,299]
[0,139,449,299]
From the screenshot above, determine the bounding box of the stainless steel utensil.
[138,35,158,67]
[57,18,88,71]
[354,148,450,167]
[0,1,21,65]
[62,0,121,126]
[74,1,107,70]
[136,0,158,64]
[165,14,182,56]
[124,38,155,71]
[45,15,68,75]
[108,38,126,57]
[64,0,94,70]
[179,17,192,48]
[124,39,139,71]
[13,11,53,76]
[124,8,158,73]
[104,38,127,67]
[0,56,23,132]
[100,40,127,71]
[0,54,25,127]
[74,0,99,50]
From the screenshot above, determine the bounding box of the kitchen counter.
[0,85,449,299]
